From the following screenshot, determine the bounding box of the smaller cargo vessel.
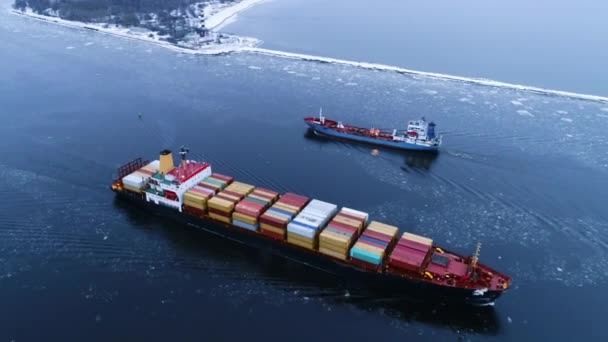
[304,110,442,152]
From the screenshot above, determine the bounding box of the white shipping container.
[147,160,160,170]
[301,209,333,226]
[292,212,326,229]
[122,173,146,188]
[304,199,338,215]
[287,223,317,239]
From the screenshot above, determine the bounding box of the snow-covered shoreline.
[205,0,267,31]
[9,0,265,54]
[8,1,608,103]
[242,48,608,103]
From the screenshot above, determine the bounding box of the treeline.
[13,0,233,41]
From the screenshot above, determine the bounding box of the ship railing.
[114,158,150,181]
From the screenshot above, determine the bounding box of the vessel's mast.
[179,145,190,170]
[471,241,482,268]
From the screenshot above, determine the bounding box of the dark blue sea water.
[1,1,608,341]
[228,0,608,96]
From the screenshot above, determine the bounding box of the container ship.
[111,147,510,306]
[304,110,442,152]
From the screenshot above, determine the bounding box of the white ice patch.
[601,108,608,112]
[557,110,568,114]
[511,100,523,106]
[345,82,358,86]
[597,114,608,118]
[248,65,262,70]
[517,109,534,117]
[66,46,74,49]
[561,118,573,123]
[422,89,438,95]
[84,42,94,46]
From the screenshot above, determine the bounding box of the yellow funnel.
[159,149,174,174]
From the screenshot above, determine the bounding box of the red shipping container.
[390,246,427,263]
[221,190,244,200]
[252,188,278,199]
[236,207,264,217]
[397,239,430,253]
[389,257,423,272]
[183,205,205,217]
[351,258,381,272]
[327,220,357,233]
[362,229,393,243]
[281,192,309,202]
[325,224,357,236]
[259,215,288,228]
[260,229,285,240]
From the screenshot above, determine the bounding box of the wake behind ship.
[111,147,510,306]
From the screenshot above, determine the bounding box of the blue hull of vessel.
[306,123,439,152]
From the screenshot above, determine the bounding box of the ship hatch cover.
[432,254,450,267]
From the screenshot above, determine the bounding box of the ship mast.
[471,241,482,268]
[179,145,190,171]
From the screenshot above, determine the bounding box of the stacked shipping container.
[350,221,398,269]
[319,208,368,260]
[199,173,233,193]
[259,193,309,240]
[122,161,160,193]
[287,199,338,250]
[388,232,433,272]
[183,185,214,216]
[208,181,255,224]
[232,188,280,231]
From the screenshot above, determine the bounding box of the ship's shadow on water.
[303,129,439,172]
[114,198,501,336]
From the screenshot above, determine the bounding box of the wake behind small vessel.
[304,110,442,152]
[110,146,510,306]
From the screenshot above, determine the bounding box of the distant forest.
[13,0,234,42]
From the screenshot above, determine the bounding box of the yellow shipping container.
[208,197,235,212]
[254,190,279,201]
[184,200,206,210]
[209,213,231,224]
[273,202,299,213]
[260,224,285,235]
[225,182,255,195]
[333,215,363,230]
[184,193,206,205]
[288,232,315,244]
[402,232,433,246]
[320,230,351,243]
[319,247,347,260]
[367,221,399,237]
[289,239,315,250]
[233,212,258,226]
